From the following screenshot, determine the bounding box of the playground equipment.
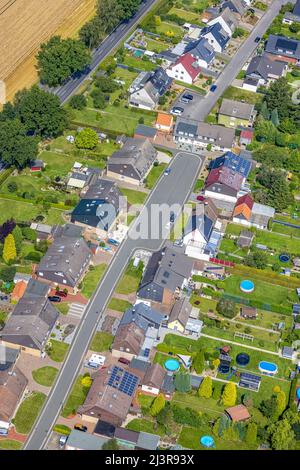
[226,367,240,380]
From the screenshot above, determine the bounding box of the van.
[59,435,68,448]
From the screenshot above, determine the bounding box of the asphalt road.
[48,0,159,104]
[189,0,292,121]
[24,151,203,450]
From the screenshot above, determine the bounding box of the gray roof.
[137,431,160,450]
[1,279,58,351]
[108,138,157,181]
[252,202,275,218]
[284,11,300,23]
[174,118,235,149]
[219,98,254,120]
[201,22,230,50]
[120,302,164,331]
[222,0,247,16]
[82,178,121,202]
[52,223,84,239]
[294,0,300,15]
[184,37,215,63]
[282,346,294,357]
[66,430,108,450]
[266,35,300,60]
[246,54,286,81]
[168,297,192,328]
[216,7,238,30]
[157,50,179,63]
[37,233,91,288]
[135,125,157,138]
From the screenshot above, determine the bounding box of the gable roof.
[11,280,27,301]
[265,35,300,60]
[168,297,192,328]
[172,53,202,80]
[120,302,164,331]
[205,166,243,192]
[184,37,215,63]
[222,0,247,16]
[156,113,173,128]
[174,119,235,149]
[219,98,254,120]
[233,194,254,220]
[209,151,251,177]
[225,404,250,422]
[201,22,230,49]
[71,199,118,232]
[294,0,300,15]
[0,364,28,423]
[143,363,166,389]
[184,199,218,242]
[112,322,145,356]
[215,7,238,31]
[246,54,287,81]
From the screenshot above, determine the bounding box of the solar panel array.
[239,372,261,391]
[108,366,139,397]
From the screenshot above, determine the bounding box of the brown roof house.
[78,365,140,427]
[240,306,257,319]
[0,345,28,428]
[141,363,166,396]
[112,323,145,361]
[0,279,59,357]
[225,404,251,422]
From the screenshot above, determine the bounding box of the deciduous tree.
[150,393,165,417]
[75,128,99,149]
[222,382,237,407]
[198,376,212,399]
[3,234,17,264]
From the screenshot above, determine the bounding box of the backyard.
[90,331,114,352]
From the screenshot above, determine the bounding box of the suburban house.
[240,306,258,319]
[232,194,275,229]
[174,119,235,152]
[157,50,179,67]
[111,303,164,360]
[265,35,300,65]
[200,22,230,53]
[166,53,202,84]
[245,54,288,86]
[138,247,194,307]
[155,113,174,132]
[282,0,300,25]
[221,0,247,17]
[65,429,108,450]
[107,138,157,186]
[141,363,166,396]
[134,124,157,142]
[36,224,92,293]
[183,198,219,250]
[94,420,160,450]
[207,7,238,36]
[0,345,28,431]
[225,404,251,422]
[237,229,254,248]
[78,365,140,427]
[204,151,251,203]
[0,279,59,357]
[240,129,254,146]
[67,166,101,190]
[218,98,255,128]
[30,223,53,242]
[129,67,173,110]
[71,179,123,237]
[183,37,215,68]
[167,297,193,333]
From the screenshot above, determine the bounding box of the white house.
[207,7,238,37]
[200,22,230,53]
[166,53,202,84]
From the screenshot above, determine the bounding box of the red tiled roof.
[205,166,243,191]
[240,129,254,140]
[235,194,254,209]
[173,53,202,80]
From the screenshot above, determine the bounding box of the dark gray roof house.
[283,0,300,24]
[119,302,164,331]
[0,279,58,353]
[107,138,157,184]
[183,199,218,244]
[138,247,194,303]
[36,228,92,289]
[219,98,255,121]
[246,54,287,83]
[184,37,215,65]
[201,22,230,51]
[174,118,235,151]
[168,297,193,329]
[265,35,300,63]
[129,67,173,109]
[222,0,247,16]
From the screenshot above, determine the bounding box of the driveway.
[170,90,205,120]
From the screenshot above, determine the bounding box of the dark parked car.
[48,296,62,303]
[255,36,261,43]
[171,106,184,115]
[196,195,205,201]
[118,357,130,365]
[182,93,193,101]
[210,84,217,92]
[56,291,68,298]
[170,212,175,223]
[74,424,87,432]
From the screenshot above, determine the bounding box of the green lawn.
[13,392,46,434]
[145,163,167,189]
[32,366,58,387]
[169,6,201,21]
[126,418,165,436]
[47,340,69,363]
[90,331,114,352]
[56,302,70,316]
[255,230,300,256]
[0,198,64,225]
[53,424,72,435]
[156,21,184,38]
[144,36,169,52]
[115,260,144,295]
[108,297,132,312]
[81,264,107,298]
[222,86,263,105]
[62,376,91,418]
[178,425,254,450]
[120,188,147,205]
[123,54,157,72]
[0,440,23,450]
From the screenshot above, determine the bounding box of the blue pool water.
[259,361,278,374]
[297,388,300,400]
[164,359,180,372]
[240,279,255,293]
[200,435,215,448]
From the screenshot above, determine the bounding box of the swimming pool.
[200,435,215,448]
[259,361,278,375]
[240,280,255,293]
[164,358,180,372]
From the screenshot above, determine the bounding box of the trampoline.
[164,358,180,372]
[219,363,230,374]
[240,280,254,293]
[279,253,290,263]
[200,435,215,448]
[236,353,250,367]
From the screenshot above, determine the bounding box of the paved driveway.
[170,90,205,120]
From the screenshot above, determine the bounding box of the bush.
[7,182,18,193]
[69,94,87,110]
[22,227,37,241]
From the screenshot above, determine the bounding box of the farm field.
[0,0,96,103]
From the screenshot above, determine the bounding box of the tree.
[245,250,268,270]
[95,76,119,93]
[289,22,300,33]
[117,0,141,19]
[260,100,270,120]
[271,108,280,127]
[269,419,295,450]
[14,86,68,138]
[259,395,277,420]
[12,226,23,255]
[7,181,18,193]
[81,375,92,388]
[198,376,212,398]
[96,0,123,33]
[75,128,99,149]
[150,393,165,417]
[37,36,91,87]
[216,298,237,319]
[79,17,104,48]
[193,349,205,374]
[222,382,237,407]
[174,372,191,393]
[265,77,291,120]
[69,94,87,110]
[254,117,277,143]
[245,422,257,446]
[102,438,119,450]
[3,234,17,264]
[0,265,16,282]
[91,88,107,108]
[275,390,287,418]
[156,402,173,433]
[0,219,16,243]
[0,119,38,168]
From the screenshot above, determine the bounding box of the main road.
[189,0,293,121]
[49,0,159,104]
[24,151,203,450]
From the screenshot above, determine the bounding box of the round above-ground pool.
[164,358,180,372]
[297,388,300,400]
[200,435,215,448]
[259,361,278,375]
[240,279,255,293]
[236,353,250,367]
[279,253,290,263]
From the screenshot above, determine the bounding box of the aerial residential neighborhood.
[0,0,300,456]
